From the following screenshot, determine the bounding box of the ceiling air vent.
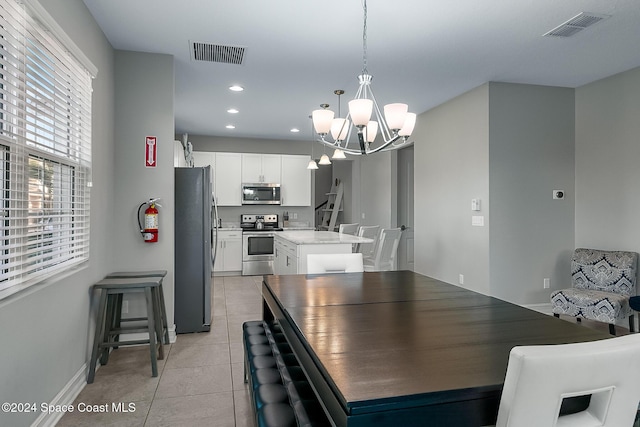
[191,41,246,65]
[543,12,611,38]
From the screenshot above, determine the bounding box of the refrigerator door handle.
[211,194,219,270]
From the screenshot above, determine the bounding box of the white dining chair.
[355,225,380,261]
[306,253,364,274]
[495,334,640,427]
[338,223,359,235]
[363,228,402,272]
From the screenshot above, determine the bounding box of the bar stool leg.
[629,314,635,333]
[88,289,108,384]
[100,293,117,365]
[151,287,165,360]
[144,287,159,377]
[157,284,170,344]
[112,293,123,349]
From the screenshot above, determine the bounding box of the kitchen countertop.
[275,230,372,245]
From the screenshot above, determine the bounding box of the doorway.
[397,146,414,271]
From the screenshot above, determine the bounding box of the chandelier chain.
[362,0,368,74]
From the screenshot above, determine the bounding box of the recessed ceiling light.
[226,124,236,129]
[290,128,300,133]
[227,108,239,114]
[229,85,244,92]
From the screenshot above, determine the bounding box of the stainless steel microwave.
[242,183,281,205]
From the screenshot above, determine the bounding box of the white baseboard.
[31,363,88,427]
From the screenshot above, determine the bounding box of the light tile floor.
[57,274,263,427]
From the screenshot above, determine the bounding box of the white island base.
[273,230,373,275]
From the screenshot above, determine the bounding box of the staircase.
[318,180,343,231]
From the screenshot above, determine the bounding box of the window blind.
[0,0,92,293]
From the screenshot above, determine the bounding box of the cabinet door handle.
[286,256,290,266]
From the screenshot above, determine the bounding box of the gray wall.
[414,84,491,294]
[0,1,115,425]
[113,51,176,326]
[575,67,640,254]
[412,82,574,304]
[489,83,575,304]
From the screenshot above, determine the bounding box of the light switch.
[471,199,481,211]
[472,216,484,226]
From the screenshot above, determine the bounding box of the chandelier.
[311,0,416,156]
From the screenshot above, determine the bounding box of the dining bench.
[243,320,329,427]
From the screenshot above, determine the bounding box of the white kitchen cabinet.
[192,151,242,205]
[174,140,187,167]
[214,230,242,272]
[191,151,215,186]
[281,155,311,206]
[242,153,281,183]
[214,153,242,206]
[274,231,366,274]
[274,236,298,275]
[192,151,215,168]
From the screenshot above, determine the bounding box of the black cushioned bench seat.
[243,320,330,427]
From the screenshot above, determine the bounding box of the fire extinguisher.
[138,198,161,243]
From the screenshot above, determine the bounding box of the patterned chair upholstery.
[550,248,638,335]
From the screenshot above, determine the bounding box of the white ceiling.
[82,0,640,142]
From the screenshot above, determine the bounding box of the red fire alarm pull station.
[145,136,157,167]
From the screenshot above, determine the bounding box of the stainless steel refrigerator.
[174,166,219,333]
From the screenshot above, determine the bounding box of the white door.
[397,146,414,271]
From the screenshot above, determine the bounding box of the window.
[0,0,92,294]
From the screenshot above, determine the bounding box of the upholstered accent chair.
[550,248,638,335]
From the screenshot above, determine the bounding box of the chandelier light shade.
[398,113,417,137]
[311,0,416,156]
[348,99,373,126]
[307,159,319,170]
[318,154,332,165]
[331,118,350,141]
[332,148,346,159]
[312,109,334,135]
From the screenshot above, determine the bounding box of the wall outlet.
[543,278,550,289]
[459,274,464,285]
[122,300,129,314]
[361,213,366,219]
[293,212,298,219]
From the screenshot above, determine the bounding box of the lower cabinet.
[274,237,298,275]
[214,230,242,272]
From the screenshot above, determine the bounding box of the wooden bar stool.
[105,270,169,345]
[88,276,165,384]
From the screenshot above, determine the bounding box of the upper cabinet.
[214,153,242,206]
[190,151,311,207]
[242,153,281,183]
[190,152,241,205]
[173,140,187,167]
[281,155,311,206]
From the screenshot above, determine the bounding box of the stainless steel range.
[241,214,282,276]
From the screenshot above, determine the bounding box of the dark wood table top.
[262,271,612,425]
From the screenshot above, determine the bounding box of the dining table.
[261,270,612,427]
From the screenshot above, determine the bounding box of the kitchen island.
[274,230,372,274]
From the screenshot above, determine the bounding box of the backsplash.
[217,205,314,228]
